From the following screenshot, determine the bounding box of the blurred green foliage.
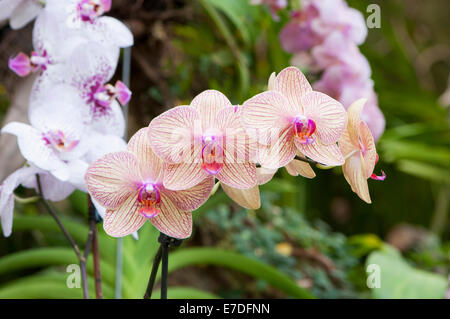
[0,0,448,299]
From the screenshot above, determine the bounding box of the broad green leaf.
[366,246,448,299]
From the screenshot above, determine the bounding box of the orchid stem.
[294,155,319,165]
[88,196,103,298]
[143,233,183,299]
[35,174,89,299]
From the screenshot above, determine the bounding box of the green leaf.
[162,248,314,299]
[396,160,450,184]
[366,246,448,299]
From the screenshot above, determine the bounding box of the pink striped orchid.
[148,90,257,191]
[339,99,385,203]
[242,66,347,168]
[85,128,214,238]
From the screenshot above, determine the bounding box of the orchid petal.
[346,98,366,146]
[259,126,297,169]
[86,151,141,209]
[127,127,163,182]
[21,170,76,202]
[273,66,312,113]
[0,196,14,237]
[151,194,192,239]
[296,139,344,166]
[301,91,347,145]
[164,176,214,211]
[8,52,31,77]
[103,194,146,237]
[221,184,261,209]
[242,90,294,145]
[97,16,134,48]
[163,162,208,191]
[285,159,316,179]
[256,166,277,185]
[343,153,371,203]
[216,162,257,189]
[191,90,232,130]
[10,0,42,30]
[360,122,377,178]
[148,105,200,164]
[114,80,132,105]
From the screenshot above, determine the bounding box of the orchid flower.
[148,90,258,191]
[30,43,127,137]
[0,165,76,237]
[242,66,347,168]
[85,128,214,238]
[250,0,287,21]
[339,99,385,203]
[0,0,43,30]
[1,101,89,182]
[44,0,133,49]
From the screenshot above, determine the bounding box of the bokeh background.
[0,0,448,298]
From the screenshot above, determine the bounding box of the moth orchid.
[30,43,126,137]
[0,165,76,237]
[85,128,215,238]
[339,99,385,203]
[44,0,133,49]
[0,0,43,30]
[242,66,347,168]
[148,90,258,191]
[1,101,89,182]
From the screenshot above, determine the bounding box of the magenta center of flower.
[137,183,161,219]
[77,0,110,23]
[42,130,79,152]
[201,136,224,175]
[293,117,316,145]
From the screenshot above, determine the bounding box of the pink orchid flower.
[242,66,347,168]
[85,128,214,238]
[339,99,385,203]
[148,90,258,191]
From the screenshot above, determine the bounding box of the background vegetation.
[0,0,448,298]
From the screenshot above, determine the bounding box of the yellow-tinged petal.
[221,183,261,210]
[342,152,371,203]
[346,98,367,147]
[360,122,377,179]
[285,159,316,179]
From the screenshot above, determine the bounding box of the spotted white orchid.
[0,164,76,236]
[44,0,133,49]
[0,0,44,30]
[1,99,90,182]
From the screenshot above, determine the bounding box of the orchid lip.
[137,183,161,219]
[201,136,224,175]
[42,130,79,152]
[293,116,316,145]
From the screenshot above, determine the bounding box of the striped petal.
[218,106,258,163]
[259,126,297,169]
[103,194,147,237]
[346,98,366,147]
[273,66,312,113]
[163,162,208,191]
[150,194,192,239]
[242,91,294,145]
[296,140,344,166]
[164,176,214,211]
[343,153,371,203]
[285,159,316,179]
[221,184,261,209]
[148,105,200,164]
[191,90,232,130]
[86,151,141,209]
[216,162,257,189]
[127,127,162,182]
[302,91,347,145]
[338,128,357,158]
